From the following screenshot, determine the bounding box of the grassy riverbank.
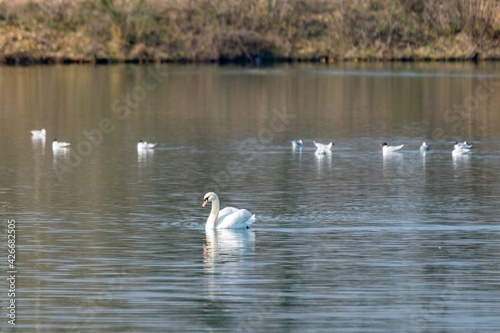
[1,0,499,65]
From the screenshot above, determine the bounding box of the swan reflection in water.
[203,229,256,300]
[203,229,255,265]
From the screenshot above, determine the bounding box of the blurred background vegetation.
[0,0,499,65]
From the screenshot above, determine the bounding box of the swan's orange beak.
[202,199,208,207]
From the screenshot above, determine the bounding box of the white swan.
[202,192,256,230]
[31,128,46,138]
[291,139,303,149]
[420,142,430,152]
[313,141,333,155]
[52,139,71,149]
[380,142,404,154]
[137,140,158,149]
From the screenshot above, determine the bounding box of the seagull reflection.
[31,136,46,154]
[52,145,71,180]
[382,150,404,181]
[421,149,427,171]
[137,148,154,165]
[452,150,470,172]
[52,145,69,157]
[292,143,302,168]
[315,150,332,174]
[292,143,303,155]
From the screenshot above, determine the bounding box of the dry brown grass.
[0,0,498,65]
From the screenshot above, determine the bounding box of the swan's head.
[380,142,388,147]
[202,192,218,207]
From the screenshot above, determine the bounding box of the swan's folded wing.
[217,208,255,229]
[218,207,239,221]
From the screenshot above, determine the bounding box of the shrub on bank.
[0,0,498,65]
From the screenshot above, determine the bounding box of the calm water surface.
[1,63,500,332]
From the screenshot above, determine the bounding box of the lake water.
[1,62,500,332]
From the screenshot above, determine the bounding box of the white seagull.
[420,142,430,152]
[31,129,46,138]
[380,142,404,154]
[454,141,472,150]
[137,140,158,150]
[291,139,303,149]
[313,141,333,155]
[202,192,256,230]
[52,139,71,149]
[452,143,471,155]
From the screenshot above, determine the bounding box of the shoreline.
[1,0,499,67]
[3,54,499,67]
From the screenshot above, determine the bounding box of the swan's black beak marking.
[202,199,208,207]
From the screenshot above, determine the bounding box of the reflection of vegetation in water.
[0,0,499,65]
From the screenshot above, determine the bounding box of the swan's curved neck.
[206,196,220,229]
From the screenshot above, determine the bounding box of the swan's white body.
[52,139,70,149]
[291,139,303,148]
[202,192,255,230]
[381,143,404,154]
[313,141,333,155]
[420,142,430,152]
[31,129,46,138]
[137,140,158,149]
